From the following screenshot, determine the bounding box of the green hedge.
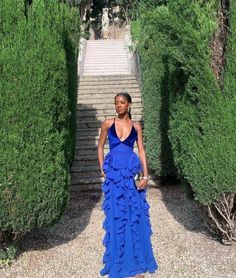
[61,3,80,164]
[136,6,177,177]
[0,0,79,232]
[136,0,236,240]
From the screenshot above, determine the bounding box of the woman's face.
[114,95,130,115]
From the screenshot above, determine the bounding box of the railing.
[77,37,87,77]
[124,24,142,86]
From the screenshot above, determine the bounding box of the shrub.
[137,0,236,242]
[136,6,177,177]
[0,0,79,236]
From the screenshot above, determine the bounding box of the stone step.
[85,50,127,54]
[71,170,101,177]
[71,159,101,167]
[84,64,129,69]
[74,142,140,150]
[77,102,142,109]
[86,43,126,46]
[70,162,155,175]
[84,58,128,63]
[73,154,100,161]
[85,53,127,56]
[70,165,100,172]
[85,47,127,50]
[76,115,143,123]
[85,56,127,59]
[76,109,142,118]
[74,145,139,155]
[86,41,125,45]
[75,130,140,139]
[79,77,137,82]
[84,63,129,67]
[76,118,142,128]
[84,59,127,62]
[75,123,143,136]
[79,75,135,80]
[70,176,158,186]
[83,69,130,73]
[73,139,140,149]
[85,45,126,48]
[78,88,140,94]
[74,136,140,146]
[77,103,142,110]
[76,128,140,141]
[73,150,139,158]
[73,148,106,156]
[79,80,137,86]
[77,93,141,100]
[76,113,142,121]
[71,152,144,166]
[83,71,131,76]
[83,68,130,73]
[86,45,126,49]
[77,95,141,102]
[69,182,158,192]
[75,144,108,151]
[73,150,139,161]
[77,113,143,121]
[84,57,128,61]
[86,39,124,42]
[86,43,126,47]
[70,171,157,180]
[78,84,139,90]
[86,44,126,48]
[76,132,142,143]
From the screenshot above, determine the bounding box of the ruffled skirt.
[100,150,158,278]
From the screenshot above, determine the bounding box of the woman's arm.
[97,119,109,175]
[135,121,149,189]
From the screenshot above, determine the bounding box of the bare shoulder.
[101,117,114,130]
[133,120,142,132]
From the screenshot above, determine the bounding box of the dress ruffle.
[100,151,155,278]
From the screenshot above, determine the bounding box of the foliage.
[61,0,82,7]
[62,3,81,164]
[107,0,140,23]
[131,20,141,41]
[136,6,177,177]
[0,243,17,268]
[0,0,80,236]
[140,0,167,8]
[136,0,236,242]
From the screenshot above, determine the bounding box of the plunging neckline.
[113,118,134,143]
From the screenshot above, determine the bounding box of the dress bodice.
[107,117,137,151]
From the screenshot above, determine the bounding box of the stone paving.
[0,184,235,278]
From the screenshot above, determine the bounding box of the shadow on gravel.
[19,101,104,253]
[158,178,216,239]
[19,189,103,253]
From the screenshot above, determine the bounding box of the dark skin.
[97,95,149,191]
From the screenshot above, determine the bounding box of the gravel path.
[0,184,235,278]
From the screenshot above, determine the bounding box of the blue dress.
[100,117,158,278]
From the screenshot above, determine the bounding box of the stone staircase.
[70,40,157,192]
[83,39,130,76]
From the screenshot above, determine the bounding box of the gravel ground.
[0,183,235,278]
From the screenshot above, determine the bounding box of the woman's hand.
[137,178,148,190]
[101,169,106,179]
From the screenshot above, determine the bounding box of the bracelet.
[142,176,149,180]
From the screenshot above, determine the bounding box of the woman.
[97,93,158,278]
